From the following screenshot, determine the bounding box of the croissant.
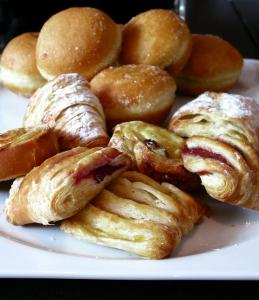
[23,73,109,150]
[61,171,205,259]
[169,92,259,209]
[0,126,58,181]
[108,121,200,191]
[5,147,130,225]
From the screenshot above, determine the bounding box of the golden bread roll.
[90,64,176,129]
[108,121,200,191]
[36,7,122,80]
[0,126,58,181]
[0,32,46,97]
[169,92,259,209]
[5,147,130,225]
[24,73,109,150]
[61,171,205,259]
[122,9,192,73]
[173,34,243,95]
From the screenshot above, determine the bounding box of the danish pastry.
[0,126,58,181]
[6,147,130,225]
[61,171,205,259]
[23,73,109,150]
[0,32,46,97]
[36,7,122,80]
[90,64,176,129]
[121,9,192,73]
[173,34,243,95]
[108,121,200,191]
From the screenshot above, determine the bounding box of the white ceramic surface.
[0,59,259,279]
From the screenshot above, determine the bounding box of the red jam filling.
[74,164,123,185]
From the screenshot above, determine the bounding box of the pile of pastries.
[0,7,258,259]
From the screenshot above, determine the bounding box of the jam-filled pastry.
[23,73,109,150]
[61,171,205,259]
[182,136,259,210]
[108,121,200,191]
[0,126,58,181]
[5,147,130,225]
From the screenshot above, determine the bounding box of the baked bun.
[121,9,192,73]
[0,126,58,181]
[108,121,200,191]
[173,34,243,96]
[90,64,176,129]
[5,147,130,225]
[0,32,46,97]
[36,7,122,81]
[24,73,109,150]
[61,171,205,259]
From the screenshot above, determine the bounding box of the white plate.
[0,59,259,280]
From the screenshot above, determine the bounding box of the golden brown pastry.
[121,9,192,74]
[5,147,130,225]
[172,34,243,96]
[169,92,259,209]
[36,7,122,81]
[61,171,205,259]
[0,32,46,97]
[90,65,176,129]
[0,126,58,181]
[23,73,109,150]
[108,121,200,191]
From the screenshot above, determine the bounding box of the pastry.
[169,92,259,209]
[172,34,243,96]
[0,126,58,181]
[5,147,130,225]
[108,121,200,191]
[61,171,205,259]
[90,64,176,129]
[23,73,109,150]
[36,7,122,81]
[0,32,46,97]
[121,9,192,74]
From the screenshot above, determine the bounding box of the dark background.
[0,0,259,298]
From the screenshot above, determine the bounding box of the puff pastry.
[108,121,200,191]
[6,147,130,225]
[0,126,58,181]
[61,171,205,259]
[23,73,109,150]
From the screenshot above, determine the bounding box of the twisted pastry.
[108,121,200,191]
[61,171,205,259]
[23,73,109,150]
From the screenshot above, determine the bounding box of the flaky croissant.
[61,171,205,259]
[23,73,109,150]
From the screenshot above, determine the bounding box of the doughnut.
[36,7,122,81]
[0,32,46,97]
[174,34,243,96]
[90,64,176,129]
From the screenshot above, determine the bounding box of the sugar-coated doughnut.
[121,9,192,73]
[36,7,122,81]
[0,33,46,97]
[174,34,243,96]
[90,64,176,129]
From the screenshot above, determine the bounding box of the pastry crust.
[108,121,200,191]
[61,171,205,259]
[23,73,109,150]
[90,65,176,129]
[173,34,243,95]
[5,147,130,225]
[36,7,122,80]
[0,32,46,97]
[0,126,58,181]
[122,9,192,73]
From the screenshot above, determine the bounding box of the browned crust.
[0,127,59,181]
[2,81,42,98]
